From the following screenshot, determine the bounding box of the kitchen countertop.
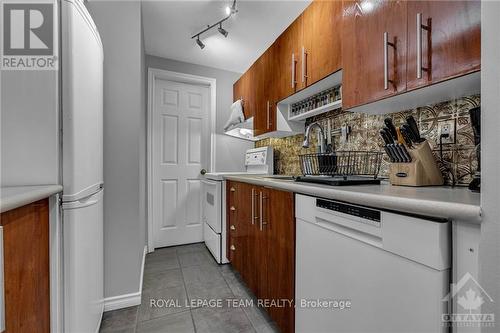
[223,175,482,223]
[1,185,63,213]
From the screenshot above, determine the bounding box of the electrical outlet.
[438,121,455,144]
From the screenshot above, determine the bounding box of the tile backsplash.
[256,94,480,186]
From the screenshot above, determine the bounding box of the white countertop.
[0,185,63,213]
[223,175,482,223]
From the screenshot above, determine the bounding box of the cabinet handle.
[262,195,268,228]
[230,206,236,211]
[383,32,395,90]
[251,188,255,225]
[266,101,270,130]
[416,13,430,79]
[291,53,297,89]
[230,225,236,231]
[230,187,236,192]
[259,191,263,231]
[301,46,308,84]
[230,245,236,251]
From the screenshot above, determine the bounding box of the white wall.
[480,1,500,331]
[87,1,146,300]
[145,55,252,172]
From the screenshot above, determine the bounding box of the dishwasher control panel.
[316,199,381,225]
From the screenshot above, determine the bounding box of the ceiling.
[141,0,312,73]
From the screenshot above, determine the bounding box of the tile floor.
[99,243,279,333]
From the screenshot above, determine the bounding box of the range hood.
[223,99,258,141]
[224,116,257,141]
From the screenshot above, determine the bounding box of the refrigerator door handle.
[62,193,101,210]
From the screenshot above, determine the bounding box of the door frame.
[147,67,216,253]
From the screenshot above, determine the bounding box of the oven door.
[201,179,221,233]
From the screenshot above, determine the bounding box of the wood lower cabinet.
[227,181,295,333]
[0,199,50,333]
[406,0,481,90]
[342,0,408,109]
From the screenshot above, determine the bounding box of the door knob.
[230,245,236,251]
[230,206,236,211]
[200,169,207,175]
[230,225,236,230]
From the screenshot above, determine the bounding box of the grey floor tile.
[182,264,226,285]
[138,286,189,322]
[144,253,179,274]
[147,247,177,258]
[142,268,184,293]
[178,251,216,268]
[192,305,255,333]
[184,280,234,302]
[253,322,280,333]
[136,310,195,333]
[243,303,274,332]
[99,306,138,333]
[175,242,207,255]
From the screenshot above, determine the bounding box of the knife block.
[389,140,444,186]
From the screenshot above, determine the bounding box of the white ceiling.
[141,0,311,73]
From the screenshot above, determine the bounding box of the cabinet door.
[239,182,258,293]
[1,199,50,333]
[266,189,295,333]
[233,70,254,120]
[406,0,480,90]
[254,45,277,136]
[342,0,407,109]
[276,15,303,101]
[302,0,342,86]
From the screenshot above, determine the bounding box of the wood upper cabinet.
[1,199,50,333]
[233,66,255,119]
[406,0,481,90]
[302,0,343,86]
[275,14,304,101]
[342,0,408,109]
[254,44,278,136]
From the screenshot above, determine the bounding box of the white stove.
[201,147,273,263]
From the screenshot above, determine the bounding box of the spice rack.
[288,85,342,121]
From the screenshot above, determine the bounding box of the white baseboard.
[103,245,148,312]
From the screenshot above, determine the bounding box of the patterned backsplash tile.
[256,94,480,186]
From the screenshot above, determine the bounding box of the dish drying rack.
[298,151,383,179]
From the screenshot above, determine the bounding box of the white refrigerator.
[61,1,104,332]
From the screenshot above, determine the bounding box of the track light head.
[196,36,205,49]
[218,24,228,38]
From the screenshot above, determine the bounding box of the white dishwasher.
[295,194,450,333]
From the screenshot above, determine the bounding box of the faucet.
[303,122,327,153]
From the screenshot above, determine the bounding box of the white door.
[152,78,210,248]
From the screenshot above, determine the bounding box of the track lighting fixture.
[191,0,237,49]
[218,24,228,38]
[196,36,205,49]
